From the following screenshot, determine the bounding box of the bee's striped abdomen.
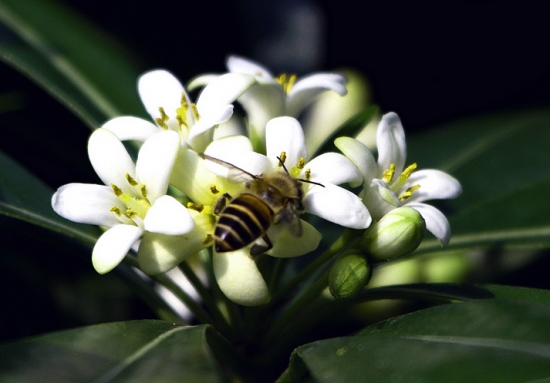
[214,193,274,253]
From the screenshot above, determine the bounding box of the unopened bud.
[361,207,425,260]
[329,251,372,300]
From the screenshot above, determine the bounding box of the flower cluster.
[52,55,461,307]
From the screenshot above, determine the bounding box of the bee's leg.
[214,193,232,215]
[250,234,273,256]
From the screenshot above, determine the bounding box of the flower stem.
[268,228,362,306]
[178,261,234,336]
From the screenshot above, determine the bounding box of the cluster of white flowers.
[52,55,461,306]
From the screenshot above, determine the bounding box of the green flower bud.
[329,251,372,300]
[361,207,426,260]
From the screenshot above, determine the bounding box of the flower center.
[110,173,151,227]
[278,151,311,179]
[155,93,200,134]
[275,73,297,94]
[381,163,421,201]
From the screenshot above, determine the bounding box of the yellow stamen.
[382,163,396,184]
[110,207,121,216]
[126,209,137,218]
[176,115,188,131]
[399,163,417,184]
[275,73,297,94]
[155,107,169,130]
[140,185,147,199]
[210,185,219,194]
[111,184,123,197]
[187,202,204,213]
[202,234,214,245]
[279,151,287,166]
[126,173,138,186]
[191,103,200,121]
[305,168,311,180]
[398,185,421,201]
[296,157,306,169]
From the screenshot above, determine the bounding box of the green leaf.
[0,321,227,382]
[0,0,148,128]
[286,285,550,383]
[0,148,98,244]
[406,109,550,251]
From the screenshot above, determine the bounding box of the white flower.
[52,128,194,274]
[102,69,256,153]
[335,112,462,245]
[202,116,371,306]
[188,55,347,151]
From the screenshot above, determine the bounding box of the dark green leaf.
[288,285,550,383]
[407,109,550,251]
[0,0,148,129]
[0,321,226,382]
[0,148,98,244]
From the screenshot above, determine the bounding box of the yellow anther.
[305,168,311,180]
[279,151,287,166]
[382,163,396,184]
[398,184,421,201]
[275,73,297,94]
[187,202,204,213]
[110,207,121,216]
[297,157,306,169]
[140,185,147,199]
[210,185,220,194]
[191,103,200,121]
[111,184,123,197]
[126,209,137,218]
[176,115,188,131]
[155,107,169,130]
[399,163,418,183]
[202,234,214,245]
[180,93,189,109]
[126,173,138,186]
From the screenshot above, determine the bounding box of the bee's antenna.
[277,156,290,174]
[277,156,325,188]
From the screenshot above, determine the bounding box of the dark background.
[0,0,548,342]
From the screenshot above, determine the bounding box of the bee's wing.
[200,154,257,183]
[278,203,302,237]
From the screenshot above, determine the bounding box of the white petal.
[188,104,234,153]
[304,152,363,187]
[363,181,397,221]
[187,74,219,91]
[101,116,159,142]
[335,137,377,186]
[144,195,194,235]
[266,220,322,258]
[377,112,407,175]
[304,184,371,229]
[196,73,256,112]
[135,130,180,203]
[214,249,269,306]
[92,225,143,274]
[238,83,285,147]
[138,70,186,123]
[206,134,253,155]
[265,117,307,166]
[138,210,213,274]
[407,202,451,245]
[226,55,274,78]
[52,183,123,227]
[204,143,272,182]
[404,169,463,203]
[286,73,347,117]
[88,128,135,189]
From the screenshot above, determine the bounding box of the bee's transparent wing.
[200,154,257,183]
[278,203,302,237]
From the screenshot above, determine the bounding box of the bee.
[201,154,323,256]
